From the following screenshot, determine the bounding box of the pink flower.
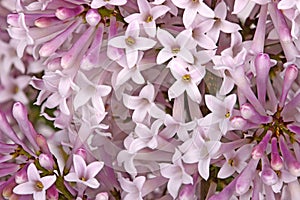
[171,0,214,27]
[108,21,157,68]
[64,154,104,189]
[13,163,56,200]
[118,175,146,200]
[168,58,205,103]
[156,28,194,64]
[124,0,169,37]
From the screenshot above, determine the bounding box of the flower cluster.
[2,0,300,199]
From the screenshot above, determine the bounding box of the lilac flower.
[217,144,252,179]
[13,163,56,200]
[64,154,104,189]
[160,149,193,199]
[125,0,170,37]
[171,0,214,27]
[168,58,205,103]
[108,21,157,68]
[156,28,194,64]
[201,94,237,135]
[123,83,165,123]
[118,175,145,200]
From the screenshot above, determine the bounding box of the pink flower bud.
[86,9,101,26]
[55,6,84,20]
[96,192,109,200]
[252,131,272,160]
[46,185,59,200]
[39,153,54,171]
[255,53,271,104]
[75,148,87,160]
[34,17,61,28]
[271,138,283,170]
[279,64,298,108]
[15,167,28,184]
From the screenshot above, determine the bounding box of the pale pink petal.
[152,5,170,19]
[73,154,86,178]
[197,3,215,18]
[128,139,147,153]
[205,95,224,113]
[218,162,235,178]
[143,21,156,37]
[177,49,194,63]
[91,0,106,8]
[33,190,46,200]
[182,149,201,163]
[132,70,145,84]
[215,1,227,19]
[27,163,40,181]
[277,0,295,10]
[123,94,142,109]
[132,107,148,122]
[126,21,140,38]
[156,48,173,64]
[168,81,187,100]
[64,172,79,182]
[149,104,166,119]
[139,84,155,101]
[186,83,202,103]
[126,48,139,68]
[232,0,248,14]
[198,158,210,180]
[85,178,100,188]
[109,0,127,5]
[157,28,175,48]
[124,13,142,23]
[134,37,157,50]
[167,176,182,198]
[220,20,241,33]
[138,0,151,14]
[73,86,94,110]
[13,182,35,195]
[133,176,146,190]
[86,161,104,179]
[183,8,197,28]
[219,76,234,95]
[41,175,56,190]
[108,36,127,48]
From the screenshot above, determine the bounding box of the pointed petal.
[183,8,197,28]
[140,84,155,101]
[85,178,100,188]
[218,163,235,178]
[13,182,35,195]
[41,175,56,190]
[157,28,175,48]
[198,158,210,180]
[215,1,227,19]
[64,172,79,182]
[86,161,104,179]
[73,154,86,178]
[27,163,40,181]
[108,36,127,48]
[167,177,182,198]
[168,81,186,100]
[156,48,173,64]
[33,190,46,200]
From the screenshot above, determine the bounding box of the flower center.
[125,36,136,46]
[182,74,191,81]
[80,177,86,181]
[35,181,44,191]
[192,0,199,3]
[225,112,230,118]
[228,159,234,166]
[146,15,153,23]
[172,47,180,54]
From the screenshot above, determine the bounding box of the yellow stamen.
[35,181,44,191]
[225,112,230,118]
[146,15,153,23]
[182,74,191,81]
[172,47,180,54]
[125,36,135,46]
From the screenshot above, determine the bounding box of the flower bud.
[252,131,271,160]
[96,192,109,200]
[86,9,101,26]
[39,153,54,171]
[55,6,84,20]
[46,185,59,200]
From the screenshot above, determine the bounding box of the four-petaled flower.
[108,21,157,68]
[64,154,104,189]
[13,163,56,200]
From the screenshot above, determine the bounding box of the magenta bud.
[15,167,28,184]
[2,180,16,199]
[47,185,59,200]
[255,53,271,104]
[86,9,101,26]
[240,103,271,124]
[7,14,19,26]
[55,5,84,20]
[236,159,259,195]
[178,184,195,200]
[39,153,54,170]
